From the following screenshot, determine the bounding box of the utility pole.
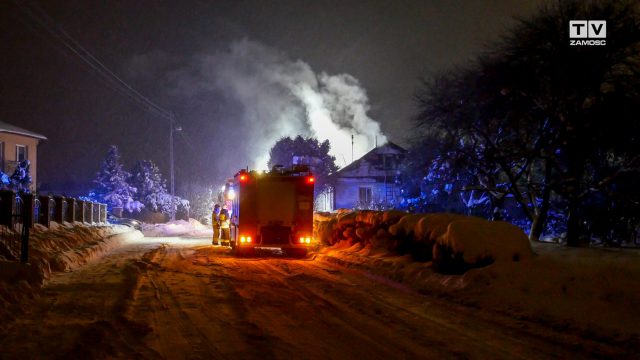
[169,114,181,220]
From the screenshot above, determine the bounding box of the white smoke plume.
[178,39,387,170]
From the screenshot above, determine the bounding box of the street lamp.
[169,118,182,220]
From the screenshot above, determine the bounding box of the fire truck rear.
[228,165,315,257]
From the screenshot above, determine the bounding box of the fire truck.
[226,165,315,257]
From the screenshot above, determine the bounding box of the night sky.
[0,0,541,194]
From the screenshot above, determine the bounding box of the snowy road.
[0,236,630,359]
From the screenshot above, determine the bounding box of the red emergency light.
[239,174,248,182]
[306,176,315,184]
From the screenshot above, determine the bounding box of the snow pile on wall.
[141,219,212,238]
[0,222,142,331]
[314,210,532,269]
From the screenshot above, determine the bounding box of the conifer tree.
[93,146,137,210]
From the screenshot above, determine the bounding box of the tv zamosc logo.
[570,20,606,46]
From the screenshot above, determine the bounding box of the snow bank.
[321,242,640,341]
[315,210,532,268]
[315,210,640,342]
[141,218,212,238]
[0,222,142,331]
[439,219,532,263]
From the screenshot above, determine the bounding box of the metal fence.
[0,191,107,263]
[0,194,28,263]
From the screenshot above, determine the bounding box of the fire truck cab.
[229,165,315,257]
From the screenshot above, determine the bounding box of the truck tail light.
[299,236,312,244]
[306,176,314,184]
[240,235,252,243]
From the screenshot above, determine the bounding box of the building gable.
[336,141,407,179]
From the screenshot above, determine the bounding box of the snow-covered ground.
[315,210,640,344]
[1,214,638,357]
[0,221,142,332]
[141,218,213,238]
[2,236,634,358]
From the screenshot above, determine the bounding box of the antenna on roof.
[351,134,354,163]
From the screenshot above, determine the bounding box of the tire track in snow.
[131,243,281,359]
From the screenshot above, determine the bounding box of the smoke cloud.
[170,39,386,172]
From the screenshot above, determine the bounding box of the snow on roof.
[0,121,47,140]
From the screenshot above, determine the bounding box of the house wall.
[333,142,407,210]
[335,178,397,209]
[0,132,40,191]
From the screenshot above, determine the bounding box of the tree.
[10,160,32,192]
[412,0,640,245]
[130,160,171,213]
[489,0,640,245]
[92,146,138,211]
[268,135,339,195]
[181,183,216,224]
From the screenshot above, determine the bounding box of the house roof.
[336,141,407,175]
[0,121,47,140]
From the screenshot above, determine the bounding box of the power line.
[11,0,175,123]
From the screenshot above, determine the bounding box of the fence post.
[66,198,76,222]
[22,193,35,229]
[40,195,53,227]
[76,200,85,223]
[86,202,93,223]
[38,195,50,227]
[92,202,99,224]
[101,204,107,223]
[20,193,32,263]
[54,196,66,223]
[0,190,15,227]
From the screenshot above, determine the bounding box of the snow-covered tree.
[10,160,32,192]
[157,193,189,219]
[92,146,139,211]
[130,160,171,212]
[183,184,215,224]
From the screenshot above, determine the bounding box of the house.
[0,121,47,192]
[333,141,407,210]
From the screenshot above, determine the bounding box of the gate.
[0,194,29,263]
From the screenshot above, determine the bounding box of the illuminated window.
[359,187,372,203]
[16,145,27,162]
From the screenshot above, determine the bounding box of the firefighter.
[212,204,221,245]
[219,205,231,246]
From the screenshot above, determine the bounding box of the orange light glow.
[240,174,247,182]
[306,176,315,184]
